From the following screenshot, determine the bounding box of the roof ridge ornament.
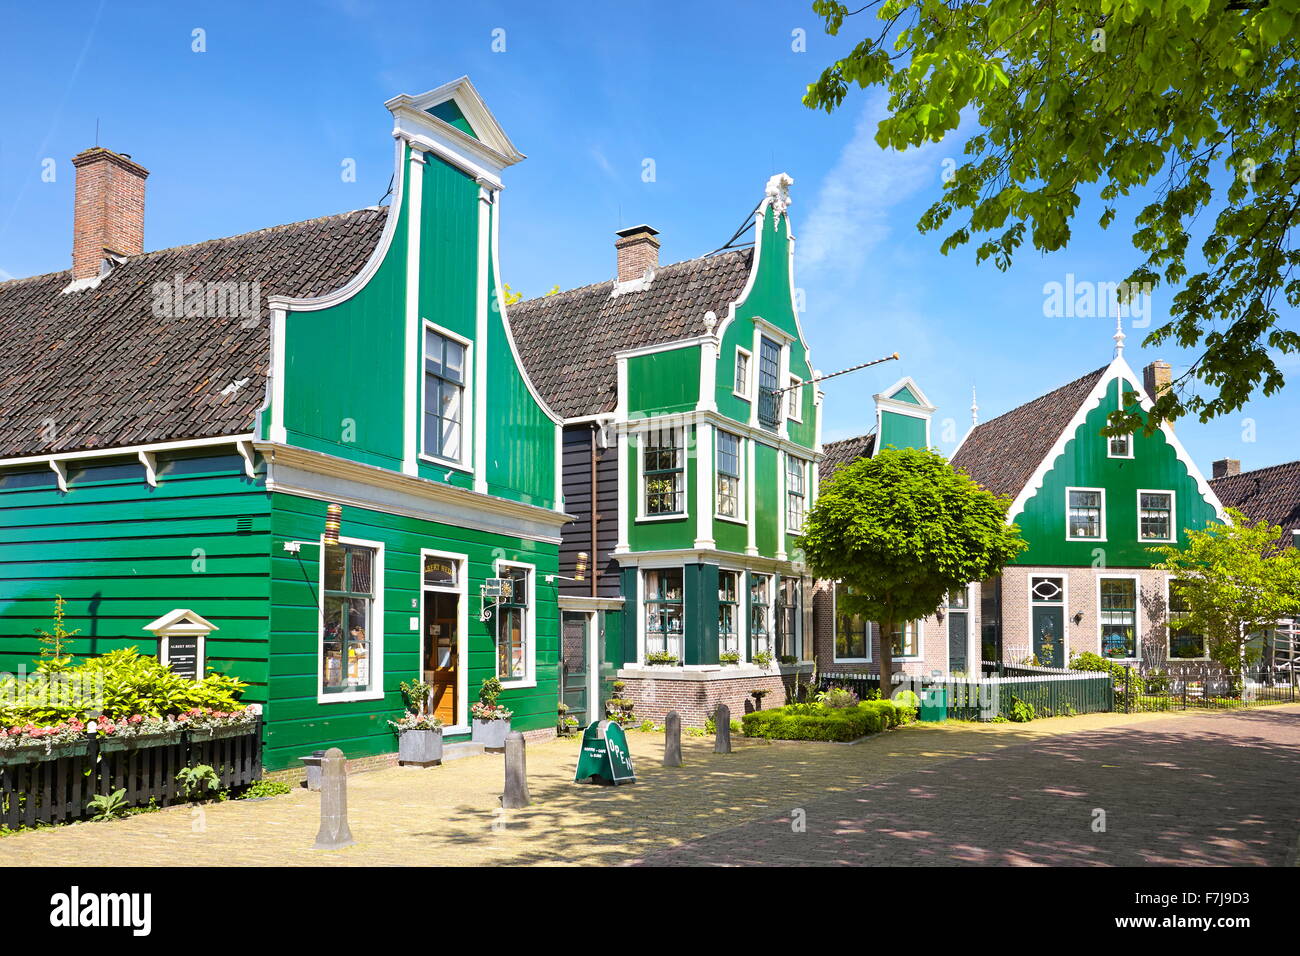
[971,386,979,426]
[765,173,794,217]
[1113,301,1125,357]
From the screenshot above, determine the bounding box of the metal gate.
[560,612,590,726]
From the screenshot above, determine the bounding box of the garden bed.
[740,699,917,743]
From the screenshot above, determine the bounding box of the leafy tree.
[1150,508,1300,694]
[800,447,1026,684]
[804,1,1299,432]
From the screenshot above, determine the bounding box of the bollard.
[663,711,683,767]
[714,704,732,754]
[502,731,531,809]
[312,748,355,850]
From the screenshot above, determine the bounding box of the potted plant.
[471,677,513,751]
[750,688,770,710]
[393,679,443,766]
[178,707,258,741]
[752,650,774,668]
[0,720,90,766]
[645,651,679,666]
[95,714,184,752]
[719,651,741,665]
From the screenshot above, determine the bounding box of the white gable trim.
[1005,356,1227,523]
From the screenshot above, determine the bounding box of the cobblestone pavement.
[1,707,1294,866]
[636,707,1300,866]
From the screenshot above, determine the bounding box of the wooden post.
[714,704,732,754]
[663,711,683,767]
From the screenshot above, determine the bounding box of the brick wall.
[615,669,808,726]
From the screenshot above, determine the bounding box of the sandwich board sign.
[575,720,635,785]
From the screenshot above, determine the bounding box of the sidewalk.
[1,708,1289,867]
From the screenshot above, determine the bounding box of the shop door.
[424,592,458,725]
[560,612,589,726]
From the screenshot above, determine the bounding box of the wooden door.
[424,592,458,725]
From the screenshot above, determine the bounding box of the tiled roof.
[1210,460,1300,547]
[508,249,753,419]
[819,432,876,483]
[950,366,1107,499]
[0,207,387,459]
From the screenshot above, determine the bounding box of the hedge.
[740,699,917,742]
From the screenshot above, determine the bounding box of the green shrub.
[740,699,915,742]
[1008,695,1035,722]
[241,779,292,799]
[86,788,129,822]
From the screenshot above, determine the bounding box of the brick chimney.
[1142,360,1172,403]
[614,225,659,283]
[1212,458,1241,479]
[71,147,149,281]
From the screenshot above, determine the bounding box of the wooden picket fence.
[819,671,1114,720]
[0,719,262,829]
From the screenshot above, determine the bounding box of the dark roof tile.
[1210,460,1300,546]
[819,433,875,483]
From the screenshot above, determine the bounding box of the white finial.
[764,172,794,217]
[971,386,979,426]
[703,310,717,336]
[1113,302,1125,357]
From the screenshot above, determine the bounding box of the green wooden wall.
[0,452,271,696]
[266,492,559,771]
[1013,377,1220,568]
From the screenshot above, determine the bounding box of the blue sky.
[1,0,1294,474]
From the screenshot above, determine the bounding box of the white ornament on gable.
[765,173,794,217]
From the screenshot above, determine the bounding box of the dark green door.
[1032,605,1064,669]
[560,612,589,726]
[948,611,968,673]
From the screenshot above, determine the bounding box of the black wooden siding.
[560,424,620,598]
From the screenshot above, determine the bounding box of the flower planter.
[472,718,511,751]
[397,728,443,766]
[0,739,90,766]
[189,721,257,742]
[98,730,184,753]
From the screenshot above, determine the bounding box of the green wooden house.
[0,77,568,771]
[510,174,823,725]
[814,330,1231,681]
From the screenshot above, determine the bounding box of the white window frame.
[1065,486,1107,542]
[786,374,804,423]
[492,558,536,689]
[1096,573,1141,662]
[832,584,872,664]
[639,563,687,664]
[316,534,385,705]
[419,548,470,733]
[419,320,474,472]
[717,567,743,658]
[714,430,746,524]
[733,346,752,401]
[636,425,689,522]
[775,575,802,662]
[1136,488,1177,543]
[1164,575,1210,661]
[890,620,923,660]
[1106,431,1134,459]
[785,453,807,533]
[749,571,775,659]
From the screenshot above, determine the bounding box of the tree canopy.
[805,0,1299,433]
[1150,508,1300,691]
[800,446,1026,680]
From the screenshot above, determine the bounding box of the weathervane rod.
[773,352,900,394]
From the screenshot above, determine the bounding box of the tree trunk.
[878,616,895,700]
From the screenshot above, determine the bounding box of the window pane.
[347,546,373,595]
[1140,492,1172,540]
[734,352,748,392]
[323,545,345,592]
[891,622,918,657]
[442,339,465,382]
[1099,578,1137,658]
[1068,490,1102,538]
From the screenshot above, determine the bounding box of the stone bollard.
[502,731,531,809]
[663,711,683,767]
[312,748,355,850]
[714,704,732,754]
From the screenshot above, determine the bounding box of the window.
[787,375,803,421]
[718,570,741,656]
[734,348,751,397]
[948,587,969,609]
[785,455,806,532]
[322,543,377,696]
[1168,580,1206,659]
[644,568,684,659]
[716,431,742,519]
[643,427,685,516]
[890,621,920,658]
[757,336,781,426]
[495,564,530,681]
[423,327,466,462]
[776,577,801,660]
[836,612,869,660]
[1099,578,1138,659]
[1139,491,1174,541]
[1067,488,1104,539]
[1108,433,1131,458]
[750,573,773,656]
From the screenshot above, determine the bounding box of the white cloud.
[797,95,961,283]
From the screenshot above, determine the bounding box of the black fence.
[1114,669,1298,713]
[0,720,262,830]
